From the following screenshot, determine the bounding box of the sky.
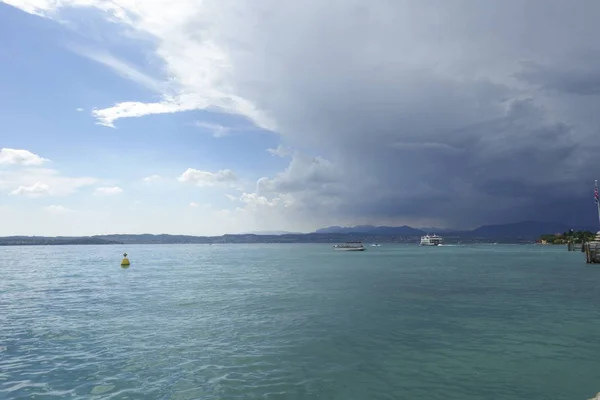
[1,0,599,236]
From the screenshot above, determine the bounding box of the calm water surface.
[1,244,599,399]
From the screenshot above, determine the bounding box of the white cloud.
[178,168,237,187]
[194,120,266,138]
[45,205,72,213]
[143,174,161,182]
[0,148,48,166]
[70,45,165,93]
[1,168,97,197]
[195,121,230,138]
[189,202,199,207]
[76,107,84,112]
[2,0,56,15]
[240,192,280,207]
[2,0,277,131]
[239,191,293,211]
[267,145,291,158]
[94,186,123,195]
[91,100,187,128]
[257,153,339,195]
[10,182,51,197]
[225,193,237,201]
[2,0,130,19]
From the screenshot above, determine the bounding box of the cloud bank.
[0,148,48,166]
[5,0,600,228]
[0,163,97,198]
[178,168,237,187]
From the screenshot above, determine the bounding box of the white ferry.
[333,242,366,251]
[420,234,443,246]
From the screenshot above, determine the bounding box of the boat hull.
[333,241,366,251]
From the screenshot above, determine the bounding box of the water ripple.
[1,244,600,399]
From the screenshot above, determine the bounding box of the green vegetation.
[539,230,596,245]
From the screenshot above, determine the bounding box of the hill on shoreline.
[0,236,122,246]
[0,221,596,246]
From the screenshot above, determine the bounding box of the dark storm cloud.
[218,0,600,227]
[516,62,600,96]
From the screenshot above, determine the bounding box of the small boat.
[420,234,443,246]
[333,242,366,251]
[371,243,381,247]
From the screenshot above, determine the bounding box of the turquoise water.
[1,244,599,399]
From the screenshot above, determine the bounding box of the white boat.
[420,234,443,246]
[333,242,366,251]
[371,243,381,247]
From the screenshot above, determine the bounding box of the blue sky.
[2,0,600,235]
[0,4,283,176]
[0,2,298,235]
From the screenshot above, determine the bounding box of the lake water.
[1,244,599,399]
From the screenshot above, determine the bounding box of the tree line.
[539,230,596,244]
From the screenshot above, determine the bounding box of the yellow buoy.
[121,252,130,267]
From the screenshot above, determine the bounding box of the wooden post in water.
[568,241,583,252]
[585,242,591,263]
[585,181,600,264]
[585,233,600,264]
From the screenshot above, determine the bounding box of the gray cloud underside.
[223,0,599,227]
[17,0,600,228]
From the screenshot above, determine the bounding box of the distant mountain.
[95,233,420,244]
[417,227,455,233]
[244,230,302,235]
[466,221,585,239]
[94,234,208,244]
[314,225,424,236]
[0,221,595,246]
[314,221,596,240]
[0,236,121,246]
